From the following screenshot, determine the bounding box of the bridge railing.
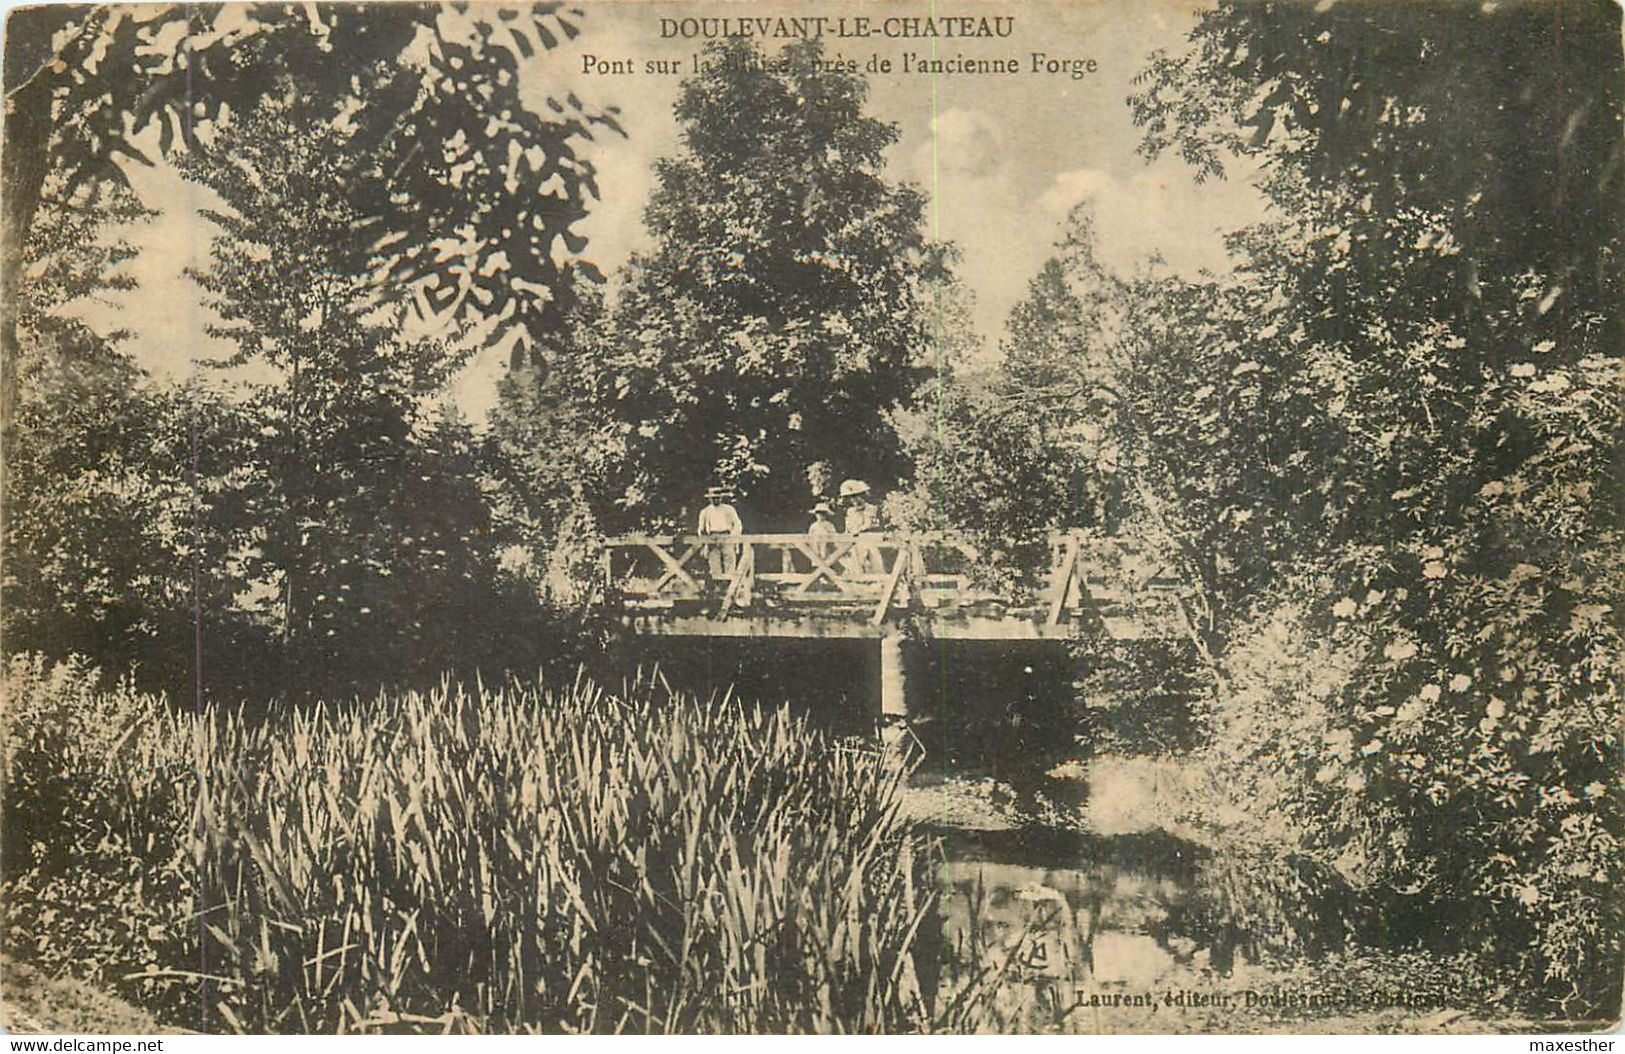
[602,529,1189,633]
[603,532,1006,622]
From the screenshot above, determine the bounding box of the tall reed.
[3,656,936,1033]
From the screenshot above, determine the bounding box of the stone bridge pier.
[879,632,911,743]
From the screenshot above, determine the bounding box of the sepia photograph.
[0,0,1620,1037]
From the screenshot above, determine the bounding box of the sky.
[79,0,1269,422]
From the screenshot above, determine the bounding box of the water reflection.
[926,816,1213,1019]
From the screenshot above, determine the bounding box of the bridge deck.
[601,531,1188,641]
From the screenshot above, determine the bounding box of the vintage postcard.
[1,0,1620,1036]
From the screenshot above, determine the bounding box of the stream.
[906,761,1227,1030]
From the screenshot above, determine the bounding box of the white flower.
[1384,639,1418,661]
[1423,561,1448,579]
[1510,363,1536,378]
[1449,674,1473,692]
[1583,782,1607,799]
[1333,597,1358,618]
[1420,684,1442,702]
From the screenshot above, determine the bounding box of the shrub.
[0,655,196,1013]
[1192,581,1622,1019]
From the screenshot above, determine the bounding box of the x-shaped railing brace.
[648,541,703,594]
[790,537,862,596]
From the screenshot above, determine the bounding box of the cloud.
[1036,158,1265,277]
[1037,168,1113,213]
[906,106,1059,347]
[916,107,1009,181]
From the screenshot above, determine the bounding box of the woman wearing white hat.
[838,479,880,575]
[838,479,877,533]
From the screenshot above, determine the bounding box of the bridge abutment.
[879,632,911,745]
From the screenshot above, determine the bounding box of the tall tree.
[1129,0,1622,360]
[896,209,1132,571]
[179,96,502,694]
[570,37,936,528]
[1,165,261,693]
[996,208,1130,530]
[485,285,616,593]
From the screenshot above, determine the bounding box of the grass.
[0,955,181,1034]
[2,654,940,1033]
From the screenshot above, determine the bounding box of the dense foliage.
[896,211,1126,576]
[1,154,265,694]
[175,98,528,695]
[898,0,1622,1018]
[1119,0,1621,1015]
[1,654,937,1033]
[3,5,613,699]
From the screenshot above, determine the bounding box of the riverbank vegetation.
[2,0,1619,1032]
[3,654,940,1033]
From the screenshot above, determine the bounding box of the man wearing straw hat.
[697,484,743,584]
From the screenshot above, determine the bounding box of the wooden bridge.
[600,530,1188,642]
[600,530,1189,735]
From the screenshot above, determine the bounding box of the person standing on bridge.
[808,500,838,538]
[839,480,879,533]
[839,479,881,575]
[807,500,838,566]
[698,485,743,584]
